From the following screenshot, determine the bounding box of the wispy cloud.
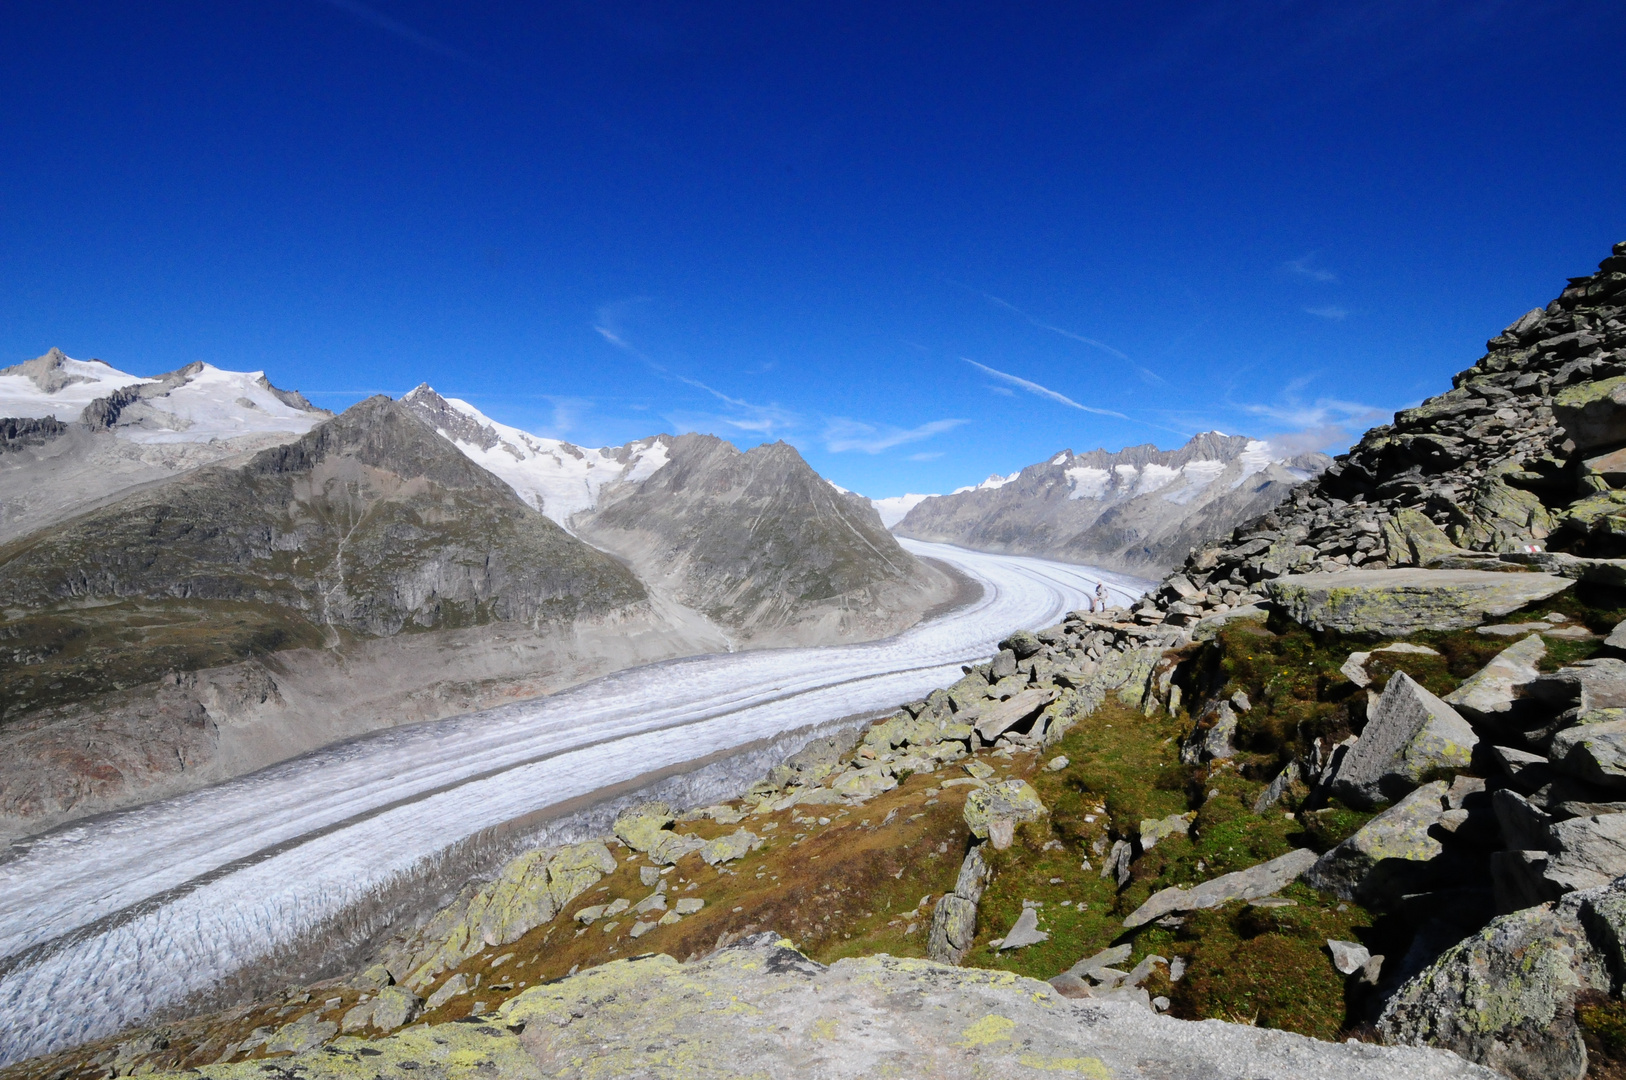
[963,359,1129,419]
[595,313,797,436]
[972,289,1169,384]
[1304,305,1349,320]
[1284,255,1338,283]
[315,0,475,64]
[907,451,944,461]
[824,417,967,454]
[1238,393,1384,455]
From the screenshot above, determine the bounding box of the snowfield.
[0,541,1150,1065]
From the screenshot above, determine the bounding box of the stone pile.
[1129,241,1626,635]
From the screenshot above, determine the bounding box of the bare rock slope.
[896,432,1327,576]
[575,433,958,645]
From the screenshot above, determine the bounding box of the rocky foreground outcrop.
[171,935,1492,1080]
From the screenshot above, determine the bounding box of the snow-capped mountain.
[0,348,327,441]
[401,384,670,527]
[894,432,1329,575]
[0,349,148,419]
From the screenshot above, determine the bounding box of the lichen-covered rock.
[1304,781,1450,907]
[370,985,424,1032]
[831,764,898,800]
[612,801,675,852]
[962,779,1047,850]
[700,828,763,866]
[546,841,618,908]
[927,894,979,964]
[265,1012,338,1055]
[1329,673,1477,808]
[1265,568,1571,636]
[183,1016,541,1080]
[645,831,706,866]
[972,687,1057,742]
[1379,885,1621,1080]
[1139,811,1196,851]
[1554,373,1626,451]
[489,934,1494,1079]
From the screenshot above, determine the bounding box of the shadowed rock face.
[895,433,1329,577]
[576,433,950,643]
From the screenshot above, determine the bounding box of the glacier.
[0,541,1150,1065]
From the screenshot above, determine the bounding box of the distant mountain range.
[0,351,953,839]
[892,433,1330,576]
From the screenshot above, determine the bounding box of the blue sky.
[3,2,1624,498]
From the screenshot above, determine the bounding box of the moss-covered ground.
[0,599,326,725]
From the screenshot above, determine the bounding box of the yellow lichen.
[956,1013,1016,1047]
[1017,1054,1113,1077]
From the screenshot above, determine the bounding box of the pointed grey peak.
[400,383,500,450]
[253,373,326,415]
[1,348,96,394]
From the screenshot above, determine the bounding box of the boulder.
[675,897,705,915]
[1304,781,1450,907]
[1443,634,1546,726]
[368,985,423,1032]
[425,972,469,1011]
[1123,848,1319,927]
[646,831,707,866]
[472,850,558,949]
[546,841,619,908]
[1544,814,1626,894]
[1265,568,1571,636]
[1329,674,1477,808]
[926,894,978,964]
[700,829,763,866]
[1253,761,1302,813]
[613,801,676,853]
[1490,745,1557,792]
[1549,720,1626,791]
[1000,629,1044,659]
[1328,939,1372,976]
[831,765,898,801]
[1067,943,1133,980]
[1527,658,1626,716]
[962,779,1047,850]
[266,1013,339,1054]
[1606,617,1626,657]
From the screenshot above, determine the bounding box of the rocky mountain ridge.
[895,432,1328,576]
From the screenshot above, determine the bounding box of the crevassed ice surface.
[0,541,1151,1065]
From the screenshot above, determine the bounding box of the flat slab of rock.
[997,907,1049,950]
[1330,673,1478,808]
[972,687,1057,742]
[1123,848,1319,928]
[1444,635,1546,725]
[1265,569,1571,636]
